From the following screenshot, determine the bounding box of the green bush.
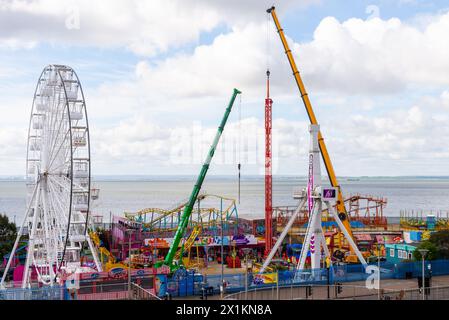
[0,214,17,260]
[413,241,438,261]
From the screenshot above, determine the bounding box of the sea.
[1,176,449,225]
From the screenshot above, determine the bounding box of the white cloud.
[130,23,290,99]
[90,8,449,107]
[3,2,449,176]
[0,0,313,55]
[0,126,27,173]
[296,12,449,93]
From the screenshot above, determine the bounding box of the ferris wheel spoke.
[43,182,65,255]
[48,174,71,194]
[47,181,69,230]
[47,178,70,212]
[47,158,70,175]
[47,183,69,252]
[47,108,67,163]
[40,185,52,264]
[46,102,65,160]
[47,128,71,171]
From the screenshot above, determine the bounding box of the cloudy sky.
[1,0,449,177]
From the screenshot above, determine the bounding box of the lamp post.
[242,248,252,300]
[127,229,133,300]
[220,198,224,297]
[377,233,384,300]
[418,249,428,301]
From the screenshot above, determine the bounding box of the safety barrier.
[0,285,63,300]
[2,259,449,300]
[190,259,449,298]
[131,283,161,300]
[224,283,449,300]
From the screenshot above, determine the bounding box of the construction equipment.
[265,69,273,253]
[156,88,242,271]
[267,6,359,259]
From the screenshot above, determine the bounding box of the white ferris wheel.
[1,65,101,289]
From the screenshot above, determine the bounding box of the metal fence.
[0,282,158,301]
[224,283,449,300]
[131,283,161,300]
[202,259,449,298]
[0,285,64,300]
[2,259,449,300]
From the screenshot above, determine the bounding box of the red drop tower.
[265,69,273,254]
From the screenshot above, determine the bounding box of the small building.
[354,234,373,253]
[403,231,422,244]
[385,243,419,263]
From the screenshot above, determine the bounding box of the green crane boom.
[159,88,242,270]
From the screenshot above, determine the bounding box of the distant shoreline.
[3,175,449,182]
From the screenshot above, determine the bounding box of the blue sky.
[1,0,449,177]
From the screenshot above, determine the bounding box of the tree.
[413,241,438,261]
[428,230,449,259]
[0,214,17,260]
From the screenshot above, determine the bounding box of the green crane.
[156,88,242,271]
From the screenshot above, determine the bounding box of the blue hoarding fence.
[174,259,449,297]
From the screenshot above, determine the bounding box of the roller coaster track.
[174,225,202,261]
[124,193,238,232]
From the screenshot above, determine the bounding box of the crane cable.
[266,10,271,71]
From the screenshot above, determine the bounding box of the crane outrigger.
[155,88,242,271]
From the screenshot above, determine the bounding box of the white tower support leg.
[296,204,320,273]
[310,201,323,271]
[259,198,306,274]
[325,201,367,267]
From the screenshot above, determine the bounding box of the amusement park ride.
[260,125,367,275]
[264,6,366,265]
[1,65,102,289]
[124,193,238,237]
[0,7,395,290]
[264,69,273,254]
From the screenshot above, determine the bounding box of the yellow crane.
[267,6,362,262]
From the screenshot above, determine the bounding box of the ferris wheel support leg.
[325,201,367,267]
[0,184,39,289]
[41,181,55,286]
[22,184,42,288]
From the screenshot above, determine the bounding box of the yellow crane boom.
[267,6,354,241]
